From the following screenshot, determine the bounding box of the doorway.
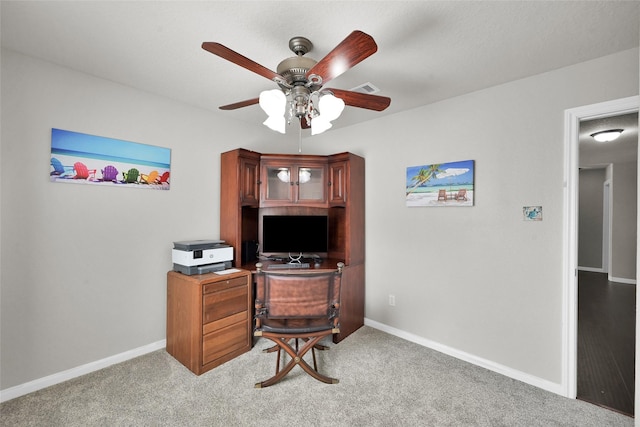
[576,132,636,414]
[563,96,639,410]
[603,180,611,274]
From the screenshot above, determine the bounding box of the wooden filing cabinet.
[166,269,252,375]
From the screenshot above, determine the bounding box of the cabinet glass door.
[265,165,292,202]
[297,166,325,202]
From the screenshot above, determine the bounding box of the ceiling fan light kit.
[202,31,391,136]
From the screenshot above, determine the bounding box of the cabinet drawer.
[203,276,247,294]
[202,282,248,325]
[203,318,250,365]
[203,311,247,336]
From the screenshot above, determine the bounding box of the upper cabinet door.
[296,165,327,205]
[328,160,347,206]
[262,163,294,204]
[260,158,327,207]
[240,156,260,206]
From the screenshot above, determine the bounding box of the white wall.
[0,49,279,390]
[1,46,638,396]
[311,48,639,388]
[611,162,638,280]
[578,168,606,270]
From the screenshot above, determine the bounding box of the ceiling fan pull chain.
[298,118,302,153]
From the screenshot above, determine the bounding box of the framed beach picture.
[523,206,542,221]
[50,128,171,190]
[406,160,474,207]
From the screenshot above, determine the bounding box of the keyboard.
[268,263,310,270]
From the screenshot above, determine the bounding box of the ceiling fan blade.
[219,98,259,110]
[306,31,378,85]
[202,42,284,83]
[327,88,391,111]
[300,117,310,129]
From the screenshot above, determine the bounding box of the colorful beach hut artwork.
[405,160,474,207]
[50,128,171,190]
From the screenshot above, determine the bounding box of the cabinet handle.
[328,181,332,187]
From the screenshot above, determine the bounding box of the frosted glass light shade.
[591,129,623,142]
[263,116,286,134]
[318,94,345,121]
[311,93,345,135]
[311,117,332,135]
[259,89,286,133]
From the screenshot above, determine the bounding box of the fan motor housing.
[276,56,317,87]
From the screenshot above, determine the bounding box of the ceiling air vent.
[350,82,380,95]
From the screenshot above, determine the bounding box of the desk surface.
[241,258,345,273]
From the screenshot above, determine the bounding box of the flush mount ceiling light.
[590,129,624,142]
[202,32,391,136]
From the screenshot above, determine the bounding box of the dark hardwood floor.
[577,271,635,417]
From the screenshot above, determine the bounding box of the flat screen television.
[261,215,328,255]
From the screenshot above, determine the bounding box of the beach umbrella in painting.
[435,168,469,179]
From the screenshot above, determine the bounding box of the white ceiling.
[1,1,639,140]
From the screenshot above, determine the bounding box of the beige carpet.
[1,326,633,426]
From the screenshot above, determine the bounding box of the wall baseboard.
[576,267,636,285]
[1,320,575,402]
[0,340,166,403]
[577,266,605,273]
[608,276,636,285]
[364,318,564,396]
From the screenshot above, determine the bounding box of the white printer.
[172,240,233,275]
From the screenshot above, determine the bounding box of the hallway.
[577,271,635,417]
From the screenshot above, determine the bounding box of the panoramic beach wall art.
[406,160,475,207]
[50,128,171,190]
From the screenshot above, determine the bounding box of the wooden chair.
[50,157,74,176]
[253,262,344,388]
[455,189,468,201]
[72,162,96,180]
[140,170,159,184]
[437,189,447,201]
[156,171,170,184]
[122,168,140,183]
[100,165,119,182]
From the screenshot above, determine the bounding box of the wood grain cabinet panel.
[166,269,252,375]
[220,149,365,343]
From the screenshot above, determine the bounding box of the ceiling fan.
[201,30,391,134]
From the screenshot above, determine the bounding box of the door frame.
[562,95,639,398]
[603,177,612,275]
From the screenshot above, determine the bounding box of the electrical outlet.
[388,294,396,306]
